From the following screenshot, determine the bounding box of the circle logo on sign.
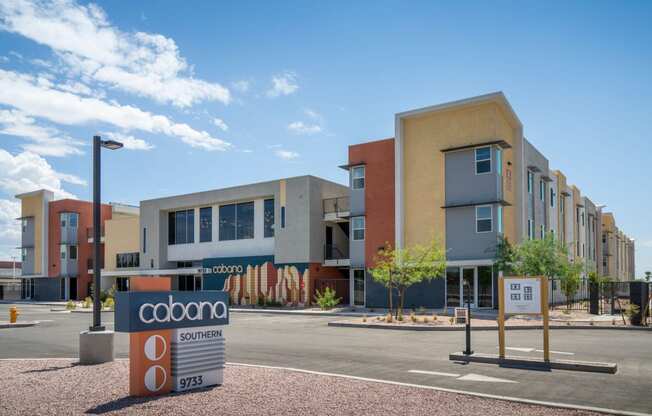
[144,334,167,361]
[144,365,167,392]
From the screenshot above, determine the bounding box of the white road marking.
[408,370,460,377]
[458,373,518,383]
[505,347,535,352]
[537,349,575,356]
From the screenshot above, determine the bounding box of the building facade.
[343,92,636,309]
[106,175,351,306]
[15,189,135,300]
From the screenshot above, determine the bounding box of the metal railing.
[323,197,350,216]
[548,278,590,311]
[324,244,348,261]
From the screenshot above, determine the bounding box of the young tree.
[645,271,651,282]
[369,240,446,318]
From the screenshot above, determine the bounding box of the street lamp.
[90,135,122,331]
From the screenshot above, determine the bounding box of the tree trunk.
[387,286,393,317]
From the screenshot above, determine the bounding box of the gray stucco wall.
[446,205,499,261]
[523,139,550,238]
[349,166,365,217]
[21,248,35,276]
[445,148,501,206]
[21,217,35,249]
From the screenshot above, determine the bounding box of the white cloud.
[274,149,299,160]
[266,72,298,98]
[287,121,322,135]
[0,149,83,198]
[0,109,85,157]
[0,0,230,108]
[102,131,154,151]
[0,68,231,151]
[0,198,21,260]
[232,80,250,93]
[212,117,228,131]
[641,240,652,249]
[304,108,322,121]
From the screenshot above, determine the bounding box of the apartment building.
[105,176,350,305]
[601,213,635,280]
[342,92,636,309]
[100,204,140,292]
[15,189,136,300]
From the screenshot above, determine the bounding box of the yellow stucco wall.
[20,194,44,275]
[402,100,520,248]
[104,215,140,271]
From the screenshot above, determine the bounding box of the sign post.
[498,275,549,362]
[115,277,229,397]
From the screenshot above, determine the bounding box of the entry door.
[325,226,333,258]
[461,267,476,308]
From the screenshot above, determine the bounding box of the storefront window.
[264,199,275,238]
[200,207,212,242]
[477,266,493,308]
[446,267,460,307]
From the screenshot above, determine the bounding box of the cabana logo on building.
[115,278,229,397]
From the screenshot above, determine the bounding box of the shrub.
[397,312,404,322]
[82,297,92,309]
[410,312,417,323]
[103,297,115,310]
[362,314,367,323]
[65,300,76,310]
[624,304,641,323]
[422,316,428,324]
[432,313,438,321]
[386,313,393,323]
[313,287,342,310]
[449,317,454,325]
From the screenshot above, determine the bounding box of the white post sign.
[503,278,542,314]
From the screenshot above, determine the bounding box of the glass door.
[353,269,365,306]
[461,267,476,308]
[446,267,461,307]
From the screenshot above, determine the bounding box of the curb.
[0,321,38,329]
[449,352,617,374]
[327,321,652,331]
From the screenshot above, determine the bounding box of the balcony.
[323,244,350,267]
[86,226,105,243]
[323,197,350,222]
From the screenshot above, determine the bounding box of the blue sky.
[0,0,650,275]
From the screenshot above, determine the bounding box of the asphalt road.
[1,304,652,415]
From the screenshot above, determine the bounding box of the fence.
[592,281,631,315]
[548,278,589,311]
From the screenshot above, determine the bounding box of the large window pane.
[446,267,460,307]
[200,207,212,242]
[476,206,492,233]
[69,245,77,260]
[175,210,187,244]
[352,216,365,241]
[168,212,175,244]
[478,266,493,307]
[219,204,236,241]
[264,199,274,238]
[187,209,194,243]
[237,201,254,239]
[475,147,491,174]
[69,213,78,228]
[353,269,365,306]
[352,166,365,189]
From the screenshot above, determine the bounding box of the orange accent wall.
[48,199,112,299]
[349,138,395,268]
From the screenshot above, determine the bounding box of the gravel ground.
[0,359,606,416]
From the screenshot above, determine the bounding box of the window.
[22,219,27,232]
[527,171,534,194]
[237,202,254,239]
[178,275,202,291]
[60,245,66,259]
[21,248,27,262]
[476,205,492,233]
[539,180,545,202]
[219,202,254,241]
[550,188,555,207]
[60,212,66,227]
[581,212,585,226]
[143,228,147,253]
[219,204,236,241]
[116,252,140,268]
[168,209,194,245]
[69,245,77,260]
[264,199,275,238]
[495,148,503,176]
[200,207,212,242]
[69,213,78,228]
[353,269,365,306]
[352,166,365,189]
[116,277,129,291]
[497,205,503,234]
[281,206,286,228]
[475,147,491,174]
[540,225,545,239]
[352,216,365,240]
[527,219,534,239]
[560,197,564,213]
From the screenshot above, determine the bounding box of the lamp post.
[90,135,123,331]
[80,135,122,366]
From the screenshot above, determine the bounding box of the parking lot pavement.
[1,304,651,414]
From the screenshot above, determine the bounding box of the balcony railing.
[323,197,350,217]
